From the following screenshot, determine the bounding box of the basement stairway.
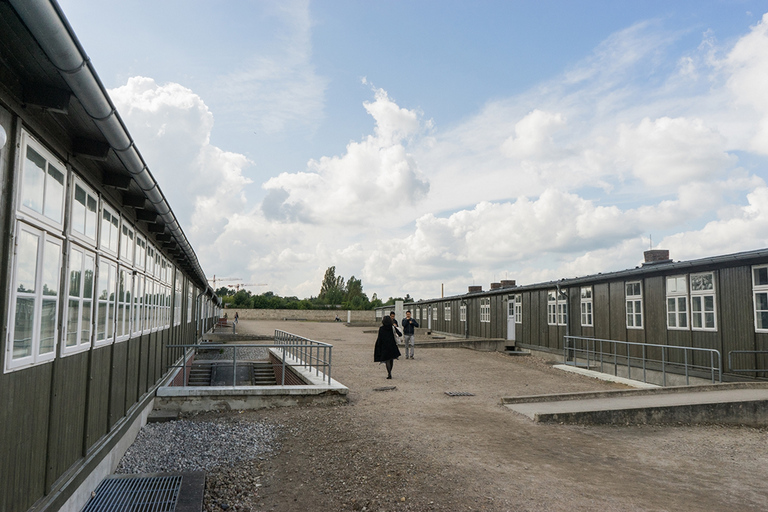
[187,361,277,386]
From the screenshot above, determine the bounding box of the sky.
[56,0,768,301]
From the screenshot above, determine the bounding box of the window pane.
[67,299,79,347]
[44,164,65,223]
[754,267,768,286]
[42,240,60,297]
[39,299,56,354]
[759,311,768,330]
[757,292,768,311]
[73,185,86,235]
[22,146,46,214]
[80,300,91,346]
[16,230,39,293]
[13,297,35,358]
[705,312,715,329]
[83,255,94,299]
[86,195,98,240]
[691,273,713,291]
[69,249,82,298]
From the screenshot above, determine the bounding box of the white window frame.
[460,303,466,322]
[135,234,146,271]
[187,283,194,323]
[444,304,451,321]
[6,222,63,371]
[414,308,419,321]
[69,176,99,247]
[690,272,717,331]
[119,220,134,265]
[626,281,643,329]
[144,278,155,334]
[16,130,67,231]
[132,274,144,336]
[753,265,768,333]
[548,290,567,326]
[666,276,688,330]
[115,267,132,342]
[94,257,117,347]
[480,298,490,323]
[580,287,593,327]
[514,294,522,324]
[174,270,183,326]
[62,243,95,356]
[99,203,120,257]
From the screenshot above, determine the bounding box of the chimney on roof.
[643,249,672,266]
[490,282,502,290]
[468,285,483,293]
[500,280,516,288]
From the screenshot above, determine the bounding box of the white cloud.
[109,77,252,245]
[261,88,429,225]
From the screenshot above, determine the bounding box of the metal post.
[684,349,689,385]
[233,346,237,387]
[627,343,631,380]
[642,344,646,383]
[281,345,286,385]
[327,346,332,383]
[662,346,667,386]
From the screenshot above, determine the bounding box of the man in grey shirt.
[401,310,419,359]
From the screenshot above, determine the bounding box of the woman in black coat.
[374,315,401,379]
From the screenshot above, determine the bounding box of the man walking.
[401,310,419,359]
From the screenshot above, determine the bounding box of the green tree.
[319,266,345,306]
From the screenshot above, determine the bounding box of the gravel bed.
[115,417,281,474]
[196,346,269,361]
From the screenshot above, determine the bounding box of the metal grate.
[82,474,182,512]
[445,391,475,396]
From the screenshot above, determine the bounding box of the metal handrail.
[564,336,721,385]
[728,350,768,373]
[168,331,333,387]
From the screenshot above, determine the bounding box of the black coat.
[374,325,401,362]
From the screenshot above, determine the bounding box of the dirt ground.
[198,320,768,512]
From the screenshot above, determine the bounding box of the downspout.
[10,0,208,290]
[461,298,468,339]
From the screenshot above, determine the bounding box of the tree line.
[217,266,413,310]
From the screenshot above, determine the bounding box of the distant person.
[390,311,403,343]
[335,314,340,322]
[374,315,401,379]
[401,310,419,359]
[234,311,239,325]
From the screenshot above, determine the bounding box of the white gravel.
[115,418,281,474]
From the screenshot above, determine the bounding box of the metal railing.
[728,350,768,374]
[168,330,333,387]
[274,330,333,384]
[564,336,721,385]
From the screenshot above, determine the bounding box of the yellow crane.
[207,275,242,289]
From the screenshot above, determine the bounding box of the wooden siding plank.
[46,352,88,489]
[86,347,111,451]
[109,342,128,429]
[719,267,756,376]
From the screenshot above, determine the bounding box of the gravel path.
[118,320,768,511]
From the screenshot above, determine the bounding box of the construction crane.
[227,283,268,292]
[207,275,242,289]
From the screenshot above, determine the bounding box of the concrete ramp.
[502,382,768,426]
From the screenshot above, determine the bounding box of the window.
[480,298,490,323]
[514,294,522,324]
[146,245,155,278]
[444,304,451,321]
[548,290,567,326]
[135,234,146,271]
[690,272,716,331]
[120,221,134,264]
[18,132,66,228]
[6,222,63,370]
[63,245,94,354]
[666,276,688,329]
[115,268,132,341]
[70,179,98,245]
[132,275,144,336]
[95,258,117,345]
[460,303,466,322]
[580,288,593,327]
[144,278,154,332]
[753,266,768,332]
[187,283,194,323]
[414,308,420,321]
[100,205,120,256]
[174,272,182,326]
[626,281,643,328]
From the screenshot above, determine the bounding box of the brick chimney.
[500,280,516,288]
[468,285,483,293]
[643,249,672,266]
[490,282,502,290]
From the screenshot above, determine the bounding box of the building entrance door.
[507,298,516,341]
